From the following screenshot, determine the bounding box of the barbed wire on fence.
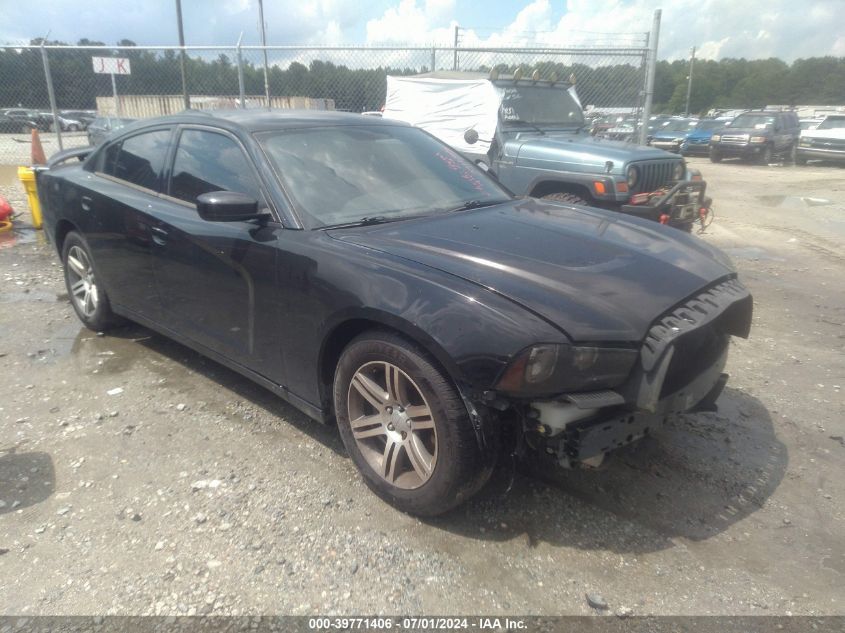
[0,42,651,165]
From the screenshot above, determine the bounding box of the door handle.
[80,195,93,211]
[150,225,169,245]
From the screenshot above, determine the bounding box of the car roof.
[118,109,410,134]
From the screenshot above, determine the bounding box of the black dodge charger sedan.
[36,110,752,515]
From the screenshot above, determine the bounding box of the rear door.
[148,125,283,380]
[83,127,173,320]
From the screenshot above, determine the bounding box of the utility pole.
[258,0,271,108]
[684,46,696,116]
[453,25,459,71]
[639,9,661,146]
[175,0,190,110]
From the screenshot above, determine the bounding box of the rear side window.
[103,129,171,191]
[169,129,264,205]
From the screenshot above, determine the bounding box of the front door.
[148,127,283,382]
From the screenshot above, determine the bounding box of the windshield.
[730,114,775,129]
[258,125,510,228]
[662,119,696,132]
[496,85,584,128]
[695,120,725,131]
[817,116,845,130]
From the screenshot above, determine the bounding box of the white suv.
[797,114,845,165]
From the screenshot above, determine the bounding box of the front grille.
[631,160,681,193]
[807,138,845,151]
[720,134,749,144]
[641,278,751,373]
[640,278,752,398]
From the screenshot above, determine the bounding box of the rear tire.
[333,330,492,516]
[541,191,590,206]
[62,231,123,332]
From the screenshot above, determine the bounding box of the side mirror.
[196,191,262,222]
[464,128,479,145]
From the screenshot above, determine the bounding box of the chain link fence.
[0,43,650,166]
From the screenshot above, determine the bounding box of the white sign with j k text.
[92,57,131,75]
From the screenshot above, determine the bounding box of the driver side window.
[169,129,265,208]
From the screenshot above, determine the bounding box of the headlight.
[799,138,810,146]
[750,136,767,143]
[495,344,639,395]
[711,134,721,142]
[626,165,638,187]
[673,161,685,180]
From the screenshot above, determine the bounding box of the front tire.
[62,231,123,331]
[333,331,492,516]
[709,149,722,163]
[759,145,773,165]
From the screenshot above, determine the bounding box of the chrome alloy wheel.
[347,361,437,489]
[67,245,99,318]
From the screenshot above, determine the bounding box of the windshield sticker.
[435,150,486,192]
[501,106,518,121]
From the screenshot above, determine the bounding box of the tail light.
[659,214,670,225]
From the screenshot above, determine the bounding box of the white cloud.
[363,0,845,61]
[0,0,841,63]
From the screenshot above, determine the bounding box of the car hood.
[511,133,676,165]
[328,198,734,342]
[652,130,688,140]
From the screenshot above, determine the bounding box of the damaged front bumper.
[525,278,752,467]
[621,180,710,231]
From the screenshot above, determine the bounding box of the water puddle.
[757,195,834,208]
[723,246,785,262]
[0,226,44,250]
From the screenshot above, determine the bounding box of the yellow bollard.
[17,166,42,229]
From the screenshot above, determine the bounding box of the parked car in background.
[384,72,710,231]
[61,110,97,129]
[87,116,136,145]
[2,108,47,130]
[46,114,84,132]
[709,110,800,164]
[0,113,33,133]
[647,117,698,153]
[35,110,752,515]
[680,119,730,156]
[796,114,845,165]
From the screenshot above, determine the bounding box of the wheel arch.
[529,179,593,201]
[54,219,79,256]
[317,310,466,417]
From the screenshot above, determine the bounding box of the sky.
[0,0,843,62]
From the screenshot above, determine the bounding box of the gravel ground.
[0,157,843,617]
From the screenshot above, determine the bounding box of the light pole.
[684,46,696,117]
[258,0,271,108]
[175,0,190,110]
